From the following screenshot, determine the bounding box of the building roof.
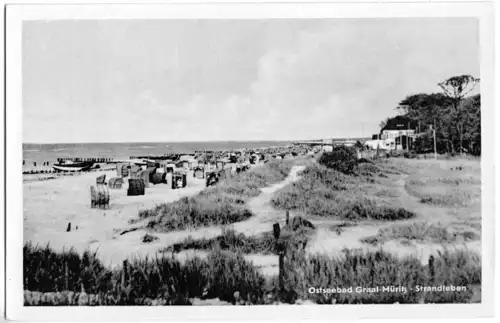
[380,115,418,132]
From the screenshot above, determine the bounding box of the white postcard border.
[5,1,495,321]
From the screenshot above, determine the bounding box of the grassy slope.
[270,162,415,221]
[140,159,296,232]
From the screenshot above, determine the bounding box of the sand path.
[102,165,306,272]
[305,173,481,264]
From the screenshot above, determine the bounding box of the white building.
[381,129,416,140]
[322,145,333,152]
[364,139,395,150]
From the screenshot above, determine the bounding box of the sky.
[22,18,479,143]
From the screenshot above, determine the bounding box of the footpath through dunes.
[100,164,307,272]
[287,158,482,265]
[23,169,208,268]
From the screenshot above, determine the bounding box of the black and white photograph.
[4,1,496,321]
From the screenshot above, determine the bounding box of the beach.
[23,168,208,266]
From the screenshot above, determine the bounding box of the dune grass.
[23,242,109,294]
[399,157,481,208]
[286,249,480,304]
[24,241,481,305]
[161,216,316,255]
[360,222,481,246]
[140,160,295,232]
[162,228,277,255]
[405,176,481,208]
[24,242,265,305]
[271,163,415,221]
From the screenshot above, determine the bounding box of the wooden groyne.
[23,167,111,175]
[129,153,195,160]
[56,157,114,163]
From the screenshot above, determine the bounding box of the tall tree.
[438,75,480,152]
[459,94,481,155]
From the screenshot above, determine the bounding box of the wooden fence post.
[65,261,69,291]
[428,255,435,283]
[278,249,285,294]
[122,260,128,289]
[273,223,285,297]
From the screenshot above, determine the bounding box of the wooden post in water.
[285,210,290,228]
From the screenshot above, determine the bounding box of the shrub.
[358,162,380,176]
[290,216,315,231]
[142,234,159,243]
[318,147,358,175]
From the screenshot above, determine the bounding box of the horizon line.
[22,137,371,145]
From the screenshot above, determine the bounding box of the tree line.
[379,75,481,156]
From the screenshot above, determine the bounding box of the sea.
[22,141,294,166]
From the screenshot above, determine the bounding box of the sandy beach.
[23,168,208,267]
[23,163,303,276]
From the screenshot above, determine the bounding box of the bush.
[142,234,159,243]
[318,147,358,175]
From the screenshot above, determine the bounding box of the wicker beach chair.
[96,174,106,185]
[90,185,110,209]
[193,166,205,179]
[108,177,124,189]
[127,178,145,196]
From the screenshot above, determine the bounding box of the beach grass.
[160,216,315,255]
[401,159,481,208]
[24,242,481,305]
[161,228,277,255]
[24,242,266,305]
[360,221,481,246]
[270,162,415,221]
[139,159,295,232]
[276,248,481,304]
